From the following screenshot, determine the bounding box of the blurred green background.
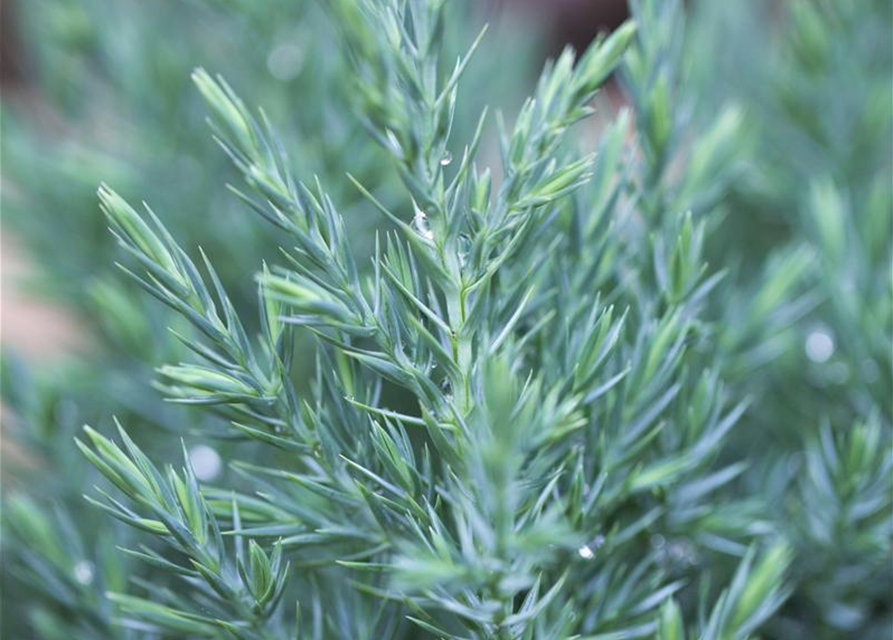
[1,1,890,639]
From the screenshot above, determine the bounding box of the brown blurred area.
[2,1,88,361]
[1,1,26,87]
[495,0,629,53]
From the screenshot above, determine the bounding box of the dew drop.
[74,561,94,585]
[440,151,453,166]
[189,445,222,481]
[578,534,605,560]
[413,205,434,241]
[267,43,304,81]
[805,327,835,363]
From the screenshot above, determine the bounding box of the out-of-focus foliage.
[684,1,892,637]
[1,0,889,639]
[0,1,365,636]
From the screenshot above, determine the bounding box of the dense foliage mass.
[2,1,890,639]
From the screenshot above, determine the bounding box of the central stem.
[446,285,471,413]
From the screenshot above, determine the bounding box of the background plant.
[2,0,890,639]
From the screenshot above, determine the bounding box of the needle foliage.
[2,0,890,639]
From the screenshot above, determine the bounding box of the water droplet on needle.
[578,534,605,560]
